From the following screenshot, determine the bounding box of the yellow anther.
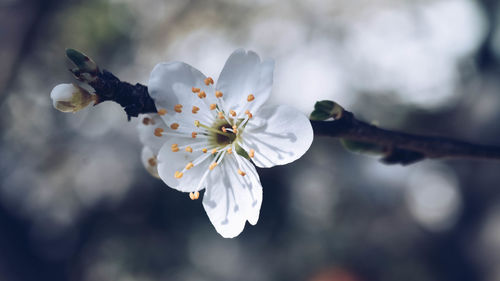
[158,108,167,116]
[229,110,236,117]
[210,103,217,110]
[227,147,233,154]
[171,144,179,152]
[238,169,246,176]
[189,191,200,200]
[218,112,225,119]
[247,94,255,102]
[192,106,200,114]
[194,120,200,127]
[202,148,208,153]
[209,162,217,170]
[211,149,217,155]
[142,117,152,125]
[204,77,214,85]
[148,157,157,167]
[174,171,184,179]
[222,127,227,133]
[185,162,194,170]
[170,123,179,130]
[245,110,253,119]
[185,146,193,153]
[249,149,255,158]
[198,91,206,99]
[232,125,238,133]
[154,128,164,137]
[192,87,200,93]
[191,132,197,138]
[174,104,183,113]
[215,91,223,98]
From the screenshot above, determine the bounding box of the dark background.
[2,0,500,280]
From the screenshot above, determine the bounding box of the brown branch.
[66,51,500,165]
[311,111,500,164]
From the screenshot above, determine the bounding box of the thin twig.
[311,111,500,164]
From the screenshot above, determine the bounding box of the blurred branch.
[65,49,500,165]
[311,110,500,165]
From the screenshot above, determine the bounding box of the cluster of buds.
[50,49,99,113]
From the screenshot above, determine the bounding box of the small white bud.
[50,83,95,113]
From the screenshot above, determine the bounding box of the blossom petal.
[157,136,211,192]
[148,61,217,126]
[241,105,313,168]
[202,154,262,238]
[137,114,168,154]
[216,49,274,114]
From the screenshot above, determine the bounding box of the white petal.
[157,136,211,192]
[141,146,160,179]
[148,61,217,127]
[202,154,262,238]
[216,49,274,114]
[241,105,313,168]
[137,114,168,154]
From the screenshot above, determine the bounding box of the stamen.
[198,91,206,99]
[204,77,214,85]
[211,149,217,155]
[245,110,253,119]
[171,144,179,152]
[142,117,152,125]
[185,146,193,153]
[209,162,217,170]
[215,91,223,98]
[237,169,246,176]
[158,108,167,115]
[229,110,236,117]
[174,171,183,179]
[247,94,255,102]
[192,87,200,93]
[154,128,164,137]
[227,147,233,154]
[189,191,200,200]
[185,162,194,170]
[249,149,255,158]
[194,120,200,127]
[174,104,183,113]
[170,123,179,130]
[210,104,216,110]
[148,158,157,167]
[202,148,208,153]
[221,127,227,133]
[218,112,225,119]
[192,106,200,114]
[232,125,238,134]
[191,132,197,138]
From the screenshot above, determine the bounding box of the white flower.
[50,83,95,113]
[140,49,313,238]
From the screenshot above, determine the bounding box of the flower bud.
[65,48,98,74]
[50,83,95,113]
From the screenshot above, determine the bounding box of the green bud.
[65,48,98,75]
[340,139,386,155]
[310,100,345,121]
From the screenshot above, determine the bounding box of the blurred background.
[1,0,500,280]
